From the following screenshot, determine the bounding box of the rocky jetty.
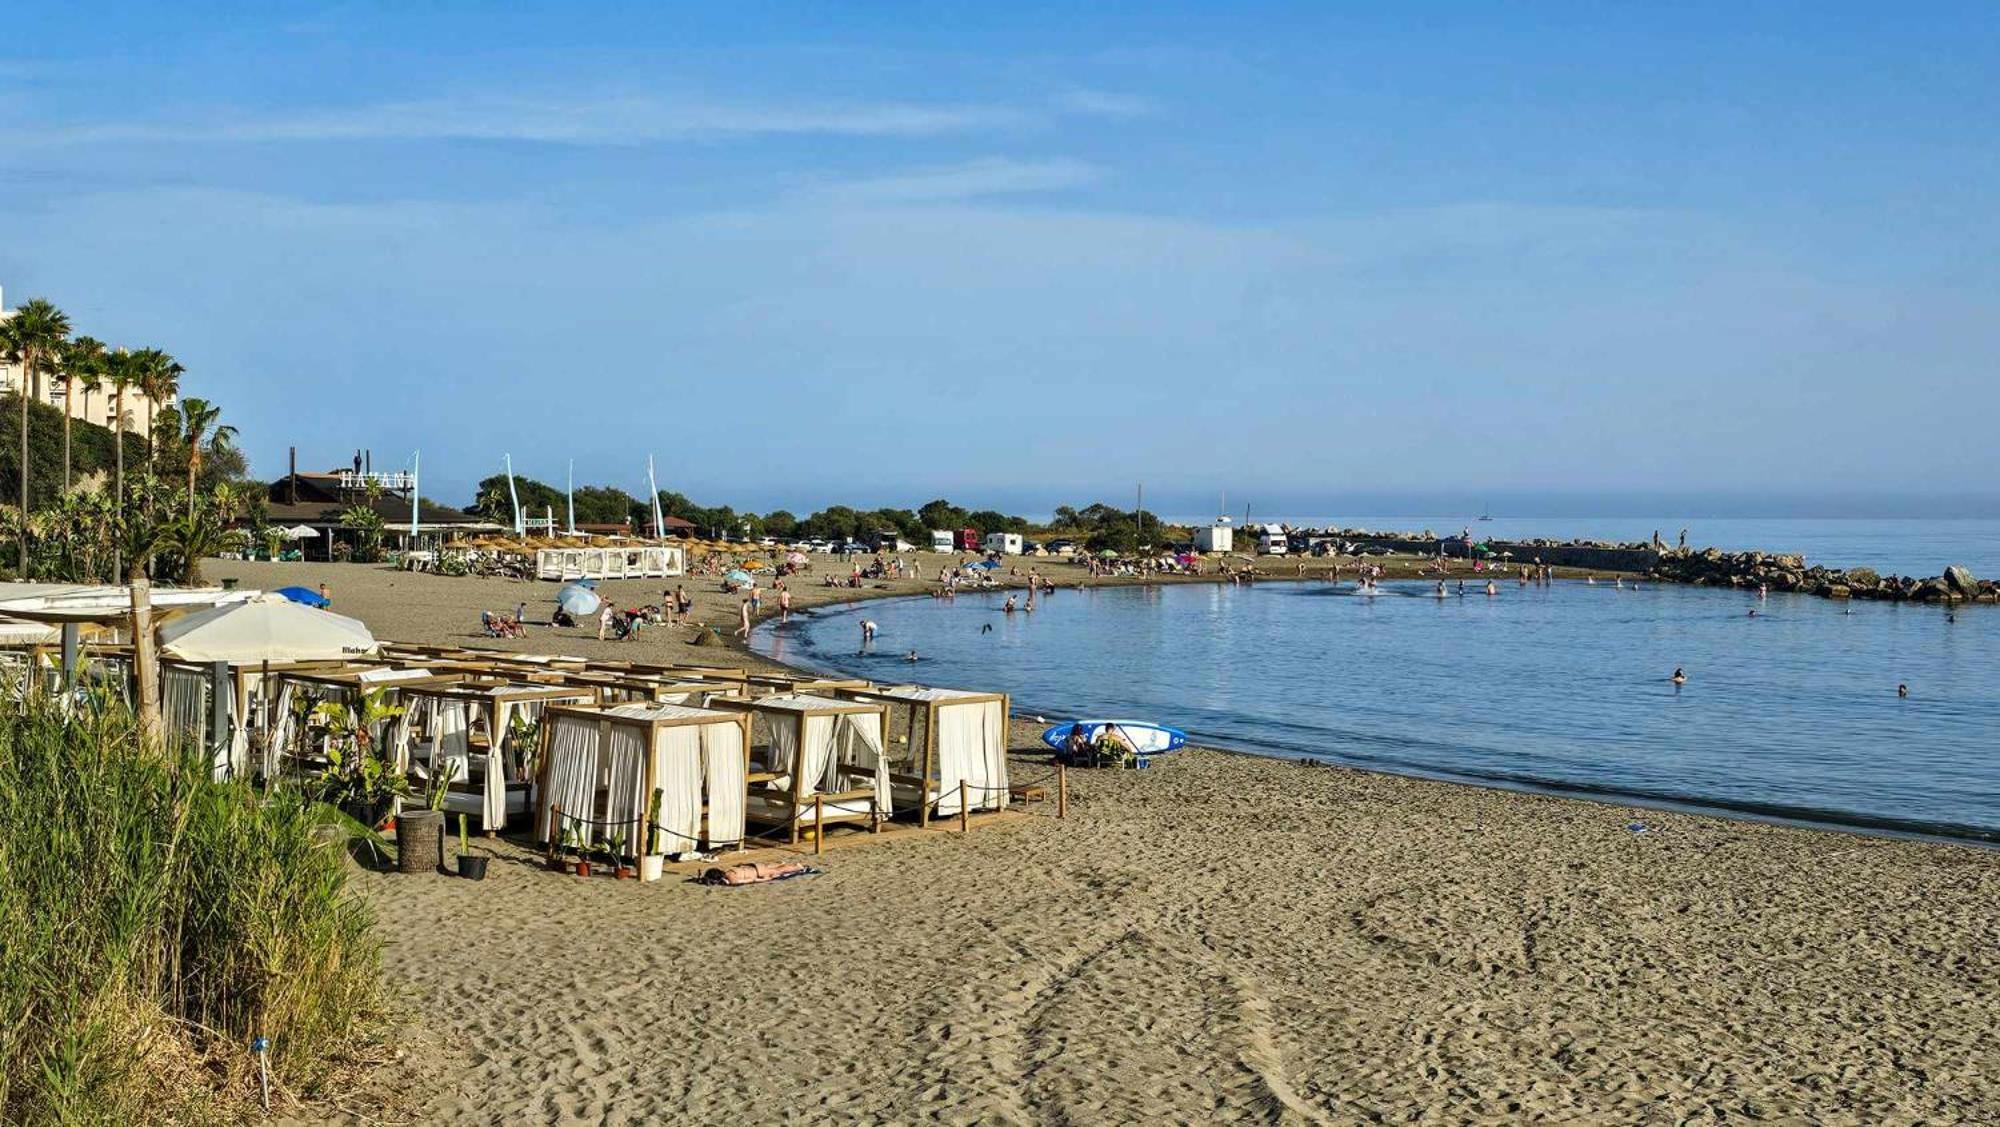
[1650,550,1998,603]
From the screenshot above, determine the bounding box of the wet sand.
[218,559,1999,1124]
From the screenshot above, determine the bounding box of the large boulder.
[1944,565,1980,598]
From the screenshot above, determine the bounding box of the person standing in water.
[1671,667,1687,685]
[778,583,792,623]
[860,619,877,644]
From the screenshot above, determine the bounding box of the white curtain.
[541,715,600,844]
[799,714,837,795]
[601,724,647,852]
[266,682,296,779]
[835,712,893,817]
[702,722,745,849]
[765,714,800,794]
[430,701,470,792]
[934,700,1009,814]
[652,725,702,855]
[162,666,210,753]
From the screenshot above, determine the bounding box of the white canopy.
[159,594,378,664]
[281,524,321,540]
[0,585,256,623]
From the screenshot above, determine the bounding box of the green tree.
[176,397,237,523]
[917,498,968,531]
[760,509,798,539]
[130,347,183,473]
[60,335,107,492]
[1,298,71,573]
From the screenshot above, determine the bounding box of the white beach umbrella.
[159,594,378,664]
[282,524,321,540]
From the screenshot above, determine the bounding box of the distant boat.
[1478,504,1494,521]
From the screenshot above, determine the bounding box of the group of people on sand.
[1059,723,1136,768]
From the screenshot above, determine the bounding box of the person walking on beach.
[749,582,762,615]
[778,583,792,623]
[515,601,528,630]
[318,582,331,606]
[598,604,614,641]
[734,597,752,640]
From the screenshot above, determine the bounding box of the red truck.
[959,528,980,552]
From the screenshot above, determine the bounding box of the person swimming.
[1003,595,1017,613]
[1435,580,1447,598]
[1484,581,1497,596]
[1897,683,1909,698]
[1671,667,1687,685]
[904,650,920,663]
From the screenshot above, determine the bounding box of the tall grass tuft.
[0,693,382,1122]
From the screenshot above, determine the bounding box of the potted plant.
[638,789,665,882]
[566,827,592,877]
[608,831,634,880]
[456,813,488,880]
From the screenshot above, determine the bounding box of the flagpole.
[566,459,576,535]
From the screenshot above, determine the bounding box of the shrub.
[0,696,382,1121]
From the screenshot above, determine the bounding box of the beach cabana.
[395,681,597,831]
[265,667,457,781]
[715,695,892,842]
[535,702,751,870]
[838,686,1010,824]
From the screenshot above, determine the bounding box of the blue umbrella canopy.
[272,585,329,609]
[970,559,1001,570]
[723,569,753,586]
[557,584,601,617]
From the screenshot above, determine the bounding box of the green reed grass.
[0,694,382,1123]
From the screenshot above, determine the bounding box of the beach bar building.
[836,685,1010,825]
[535,702,752,874]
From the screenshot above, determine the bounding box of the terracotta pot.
[574,860,591,877]
[615,865,635,880]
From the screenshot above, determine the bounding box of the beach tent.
[535,701,752,872]
[263,666,458,782]
[273,585,330,608]
[713,694,892,843]
[839,685,1010,823]
[159,594,377,664]
[394,681,596,831]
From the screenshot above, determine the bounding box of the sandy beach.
[213,559,1999,1125]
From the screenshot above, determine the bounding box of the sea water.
[757,580,1998,843]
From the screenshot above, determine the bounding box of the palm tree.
[131,347,183,473]
[177,397,236,522]
[102,349,140,513]
[1,298,72,574]
[60,335,107,492]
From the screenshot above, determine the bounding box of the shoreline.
[753,587,2000,849]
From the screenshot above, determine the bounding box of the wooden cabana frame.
[265,666,462,781]
[711,694,893,843]
[394,680,597,831]
[837,685,1011,827]
[534,701,752,870]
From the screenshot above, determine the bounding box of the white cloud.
[795,158,1104,204]
[14,94,1032,147]
[1053,88,1155,119]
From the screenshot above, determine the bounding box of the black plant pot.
[458,855,489,881]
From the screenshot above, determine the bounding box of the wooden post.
[918,705,935,829]
[1058,763,1068,819]
[813,794,824,856]
[547,804,562,867]
[959,780,969,834]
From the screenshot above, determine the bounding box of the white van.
[1257,524,1289,555]
[984,532,1024,556]
[929,529,956,552]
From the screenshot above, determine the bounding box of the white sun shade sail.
[159,594,379,664]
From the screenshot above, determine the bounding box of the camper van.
[984,531,1024,556]
[929,529,955,552]
[1256,524,1289,555]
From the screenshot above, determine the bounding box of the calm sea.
[1190,516,2000,578]
[757,575,1998,844]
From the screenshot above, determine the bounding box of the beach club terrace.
[0,594,1057,883]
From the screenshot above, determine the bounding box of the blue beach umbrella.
[272,585,330,609]
[557,583,601,617]
[970,559,1001,570]
[723,569,754,586]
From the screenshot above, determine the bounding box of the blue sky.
[2,3,1996,517]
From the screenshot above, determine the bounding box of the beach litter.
[1627,821,1650,834]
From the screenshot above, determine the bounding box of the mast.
[566,460,576,535]
[409,450,420,544]
[646,455,664,539]
[504,453,523,535]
